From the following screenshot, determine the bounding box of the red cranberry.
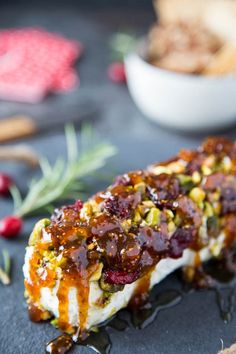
[107,62,126,83]
[72,199,83,210]
[0,215,23,239]
[0,173,13,196]
[104,270,140,285]
[169,227,194,259]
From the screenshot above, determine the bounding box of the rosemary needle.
[0,250,11,285]
[2,249,11,275]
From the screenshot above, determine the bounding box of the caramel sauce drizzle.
[57,278,72,333]
[129,272,152,309]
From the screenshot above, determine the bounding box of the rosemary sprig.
[11,124,117,218]
[0,250,11,285]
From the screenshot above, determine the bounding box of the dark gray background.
[0,2,236,354]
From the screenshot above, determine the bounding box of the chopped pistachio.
[177,174,194,192]
[90,326,99,333]
[51,318,59,328]
[204,202,214,217]
[210,241,223,257]
[56,255,67,267]
[211,191,220,201]
[168,221,176,233]
[189,187,206,203]
[204,155,215,168]
[213,202,221,215]
[222,156,232,172]
[99,275,124,293]
[177,174,192,184]
[142,200,156,208]
[207,215,220,238]
[168,161,185,174]
[80,202,93,220]
[134,210,142,223]
[90,263,103,282]
[174,214,181,227]
[138,205,148,216]
[202,165,212,176]
[29,218,51,246]
[165,209,174,220]
[151,166,171,175]
[198,201,204,210]
[192,171,201,184]
[134,182,146,194]
[121,219,132,232]
[146,207,161,226]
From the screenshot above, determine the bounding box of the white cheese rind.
[23,232,224,330]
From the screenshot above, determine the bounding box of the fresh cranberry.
[107,62,126,83]
[0,173,13,196]
[0,215,23,239]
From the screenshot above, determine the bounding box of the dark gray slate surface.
[0,4,236,354]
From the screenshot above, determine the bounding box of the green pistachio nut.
[99,275,124,293]
[177,174,194,192]
[189,187,206,204]
[146,207,161,226]
[29,218,51,246]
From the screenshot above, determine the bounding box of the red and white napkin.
[0,28,83,102]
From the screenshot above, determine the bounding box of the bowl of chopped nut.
[125,0,236,131]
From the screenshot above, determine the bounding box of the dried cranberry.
[67,199,83,211]
[138,226,169,255]
[146,174,180,209]
[113,174,130,186]
[51,200,83,222]
[221,188,236,214]
[104,194,130,218]
[201,137,234,156]
[203,173,225,191]
[176,196,202,228]
[185,153,205,174]
[219,176,236,215]
[104,188,141,219]
[103,269,140,285]
[169,227,195,258]
[90,214,123,237]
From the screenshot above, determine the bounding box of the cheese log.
[23,137,236,336]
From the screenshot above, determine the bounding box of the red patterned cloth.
[0,28,83,102]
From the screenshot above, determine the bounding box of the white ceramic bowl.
[125,40,236,131]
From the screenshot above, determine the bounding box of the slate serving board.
[1,3,236,354]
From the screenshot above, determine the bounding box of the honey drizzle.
[129,271,152,309]
[76,274,90,336]
[57,278,73,333]
[26,247,56,321]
